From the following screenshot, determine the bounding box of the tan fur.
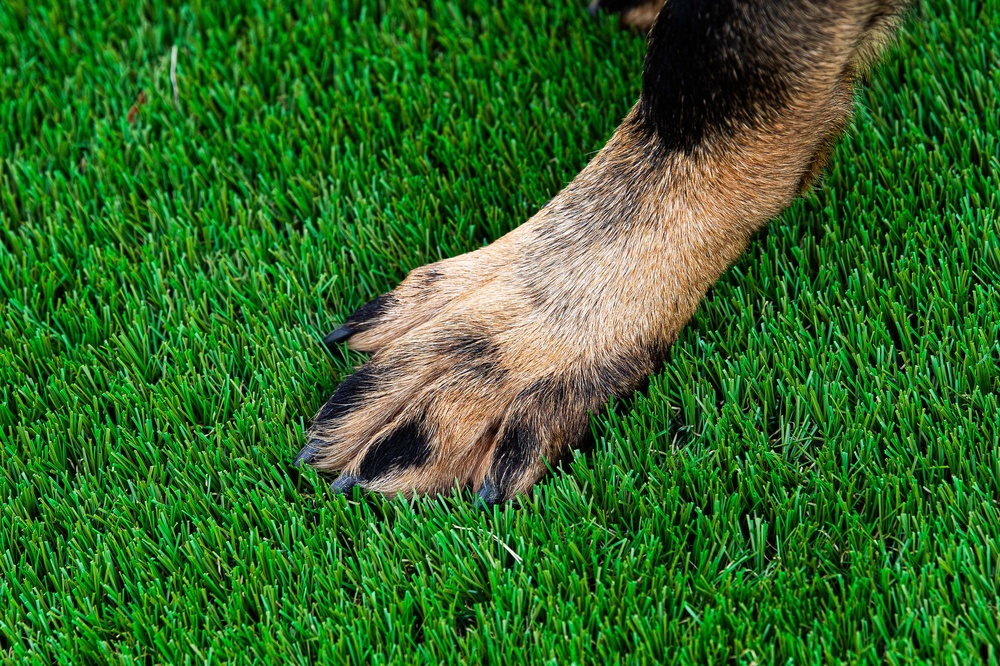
[306,0,909,500]
[620,0,665,32]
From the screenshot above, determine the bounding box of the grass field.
[2,0,999,663]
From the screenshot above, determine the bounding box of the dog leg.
[301,0,912,503]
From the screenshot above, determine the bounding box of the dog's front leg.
[299,0,911,504]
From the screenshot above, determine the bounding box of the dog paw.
[300,222,666,504]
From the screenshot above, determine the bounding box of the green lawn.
[2,0,999,663]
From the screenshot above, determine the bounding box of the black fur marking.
[639,0,817,151]
[331,474,361,494]
[434,330,494,360]
[480,408,547,502]
[415,268,442,287]
[419,327,509,386]
[568,351,655,411]
[313,364,378,424]
[344,293,396,331]
[446,332,509,384]
[357,421,432,480]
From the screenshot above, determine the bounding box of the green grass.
[1,0,999,662]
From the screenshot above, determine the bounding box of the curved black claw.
[331,473,362,495]
[322,326,353,351]
[475,478,501,510]
[321,294,396,352]
[294,439,323,467]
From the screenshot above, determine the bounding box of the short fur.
[301,0,912,503]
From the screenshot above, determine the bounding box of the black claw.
[320,294,396,352]
[322,326,353,351]
[293,446,315,467]
[293,438,325,467]
[475,478,501,509]
[331,474,361,495]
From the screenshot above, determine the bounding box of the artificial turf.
[1,0,999,662]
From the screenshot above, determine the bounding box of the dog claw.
[322,326,353,351]
[293,439,323,467]
[475,478,501,509]
[331,473,362,494]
